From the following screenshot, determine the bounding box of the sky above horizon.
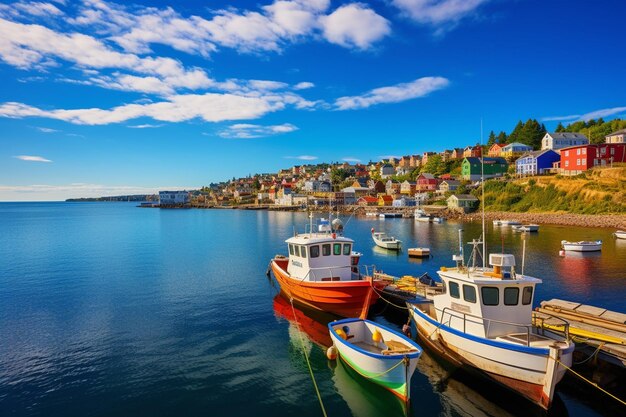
[2,0,625,201]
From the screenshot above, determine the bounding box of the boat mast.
[480,118,486,269]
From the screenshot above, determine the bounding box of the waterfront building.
[487,143,506,157]
[461,157,508,181]
[158,190,189,205]
[341,186,371,197]
[605,128,626,144]
[438,180,461,194]
[357,196,378,206]
[541,132,588,151]
[500,142,533,158]
[447,194,479,213]
[385,179,401,195]
[515,150,560,176]
[378,195,393,206]
[392,196,416,207]
[400,180,417,195]
[560,143,626,175]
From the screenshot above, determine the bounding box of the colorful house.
[487,143,506,157]
[451,148,465,159]
[515,150,560,176]
[380,163,395,178]
[378,195,394,206]
[541,132,588,151]
[500,142,533,158]
[438,180,461,193]
[463,145,482,158]
[447,194,479,213]
[461,157,508,181]
[392,196,416,207]
[416,173,439,192]
[357,196,378,206]
[560,143,626,175]
[400,180,417,195]
[606,129,626,144]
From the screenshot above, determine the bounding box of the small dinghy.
[561,240,602,252]
[371,229,402,250]
[328,318,422,402]
[614,230,626,239]
[512,224,539,232]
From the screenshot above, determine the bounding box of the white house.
[159,191,189,205]
[605,129,626,144]
[541,132,589,151]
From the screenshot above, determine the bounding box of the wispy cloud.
[14,155,52,162]
[335,76,449,110]
[218,123,298,139]
[541,106,626,123]
[392,0,489,30]
[293,81,314,90]
[342,157,361,163]
[35,126,59,133]
[128,124,163,129]
[285,155,318,161]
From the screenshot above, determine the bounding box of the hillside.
[481,165,626,214]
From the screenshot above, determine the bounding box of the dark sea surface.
[1,202,624,417]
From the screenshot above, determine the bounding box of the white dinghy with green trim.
[328,318,422,402]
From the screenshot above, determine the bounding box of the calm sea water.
[1,203,624,417]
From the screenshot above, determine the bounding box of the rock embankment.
[446,210,626,229]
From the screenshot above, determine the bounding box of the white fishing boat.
[614,230,626,239]
[371,229,402,250]
[560,240,602,252]
[407,234,574,410]
[512,224,539,232]
[500,220,521,226]
[493,220,502,226]
[329,318,422,402]
[414,209,431,222]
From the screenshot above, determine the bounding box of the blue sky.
[1,0,625,200]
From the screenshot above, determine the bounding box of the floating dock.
[534,299,626,368]
[374,272,443,306]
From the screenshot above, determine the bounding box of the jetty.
[534,299,626,369]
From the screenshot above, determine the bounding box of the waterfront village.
[156,127,626,216]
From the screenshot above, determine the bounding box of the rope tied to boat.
[289,297,328,417]
[556,357,626,406]
[350,356,407,380]
[369,280,409,310]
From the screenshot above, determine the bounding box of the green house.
[461,157,508,181]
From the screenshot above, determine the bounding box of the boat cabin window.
[293,245,300,257]
[300,245,307,259]
[504,287,518,305]
[289,244,294,256]
[343,244,351,255]
[310,245,320,258]
[522,286,533,305]
[449,281,460,299]
[333,243,341,256]
[481,287,499,306]
[322,244,331,256]
[463,284,477,303]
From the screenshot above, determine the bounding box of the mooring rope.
[369,281,409,310]
[557,358,626,406]
[289,298,328,417]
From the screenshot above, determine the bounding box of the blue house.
[392,196,417,207]
[516,150,560,176]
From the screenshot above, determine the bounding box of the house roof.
[464,157,507,164]
[606,128,626,137]
[419,173,435,179]
[441,180,461,186]
[502,142,532,149]
[548,132,588,140]
[517,149,558,159]
[450,194,478,201]
[379,195,393,201]
[358,196,378,203]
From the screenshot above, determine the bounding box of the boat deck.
[496,333,557,348]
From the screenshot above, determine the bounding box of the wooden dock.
[535,299,626,368]
[374,272,444,306]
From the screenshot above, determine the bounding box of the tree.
[496,131,507,143]
[555,122,565,132]
[487,130,496,146]
[420,154,446,176]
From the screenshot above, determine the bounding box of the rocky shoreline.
[444,210,626,229]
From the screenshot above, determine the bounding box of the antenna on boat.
[309,212,314,237]
[521,232,527,277]
[480,118,486,269]
[453,229,465,267]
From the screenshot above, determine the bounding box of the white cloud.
[218,123,298,138]
[293,81,314,90]
[35,126,59,132]
[542,106,626,123]
[14,155,52,162]
[285,155,318,160]
[128,123,163,129]
[335,76,449,110]
[392,0,488,26]
[0,1,64,18]
[320,4,391,49]
[342,157,361,163]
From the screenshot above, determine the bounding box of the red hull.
[270,258,384,317]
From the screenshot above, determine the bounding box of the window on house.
[564,151,569,157]
[522,287,533,305]
[577,159,580,165]
[463,285,477,303]
[582,148,586,155]
[582,158,586,165]
[333,243,342,255]
[504,287,519,305]
[577,148,581,155]
[310,245,319,258]
[322,244,331,256]
[611,148,615,155]
[449,281,460,299]
[481,287,499,305]
[343,244,351,255]
[565,161,569,167]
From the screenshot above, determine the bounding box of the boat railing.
[438,307,570,346]
[298,264,374,282]
[531,311,571,340]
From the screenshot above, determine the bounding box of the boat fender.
[332,233,336,239]
[326,346,337,360]
[371,228,375,234]
[402,324,412,339]
[559,250,565,257]
[372,330,383,343]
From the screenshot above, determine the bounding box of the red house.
[416,173,439,192]
[463,145,483,158]
[560,143,626,175]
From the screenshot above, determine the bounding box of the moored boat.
[500,220,522,226]
[329,318,422,402]
[371,229,402,250]
[561,240,602,252]
[407,239,574,410]
[614,230,626,239]
[512,224,539,232]
[269,216,387,317]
